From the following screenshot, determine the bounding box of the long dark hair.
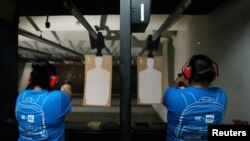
[188,54,217,84]
[27,61,56,90]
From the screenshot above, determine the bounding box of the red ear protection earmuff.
[182,57,192,80]
[182,64,191,80]
[49,75,59,88]
[28,73,59,88]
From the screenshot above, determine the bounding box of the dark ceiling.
[18,0,227,16]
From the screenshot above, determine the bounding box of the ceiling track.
[19,46,51,56]
[64,0,113,57]
[18,28,83,59]
[152,0,192,41]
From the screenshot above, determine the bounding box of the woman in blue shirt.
[163,54,227,141]
[15,61,72,141]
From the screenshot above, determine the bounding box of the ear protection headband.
[29,74,59,88]
[182,58,219,80]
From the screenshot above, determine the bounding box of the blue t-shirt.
[163,86,227,141]
[15,89,71,141]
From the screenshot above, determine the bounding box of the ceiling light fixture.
[45,15,50,28]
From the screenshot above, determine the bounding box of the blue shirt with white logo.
[163,86,227,141]
[15,90,71,141]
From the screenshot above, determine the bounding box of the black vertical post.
[120,0,131,141]
[0,0,18,140]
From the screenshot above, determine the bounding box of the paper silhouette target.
[83,55,112,106]
[137,57,163,104]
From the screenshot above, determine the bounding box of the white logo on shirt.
[28,115,34,123]
[195,116,202,121]
[205,115,214,123]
